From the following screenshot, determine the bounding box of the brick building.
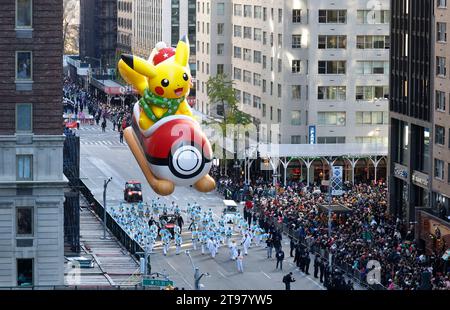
[0,0,66,287]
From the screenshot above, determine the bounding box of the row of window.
[118,1,132,13]
[318,86,389,101]
[434,159,450,184]
[317,111,388,126]
[118,17,132,30]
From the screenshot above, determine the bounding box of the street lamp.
[102,177,113,239]
[185,250,209,290]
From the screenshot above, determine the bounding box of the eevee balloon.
[118,35,216,196]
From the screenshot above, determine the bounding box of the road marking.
[217,270,226,278]
[262,271,271,279]
[305,275,324,290]
[167,261,193,289]
[172,195,178,200]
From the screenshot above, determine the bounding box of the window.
[292,35,302,48]
[278,84,282,98]
[17,155,32,181]
[217,3,225,16]
[16,51,32,81]
[317,86,346,100]
[278,9,282,23]
[234,4,242,16]
[318,10,347,24]
[243,92,251,105]
[244,27,252,39]
[278,34,282,47]
[262,56,267,69]
[438,0,447,8]
[292,85,301,100]
[16,103,32,132]
[278,58,282,72]
[234,46,241,58]
[217,23,224,35]
[356,61,389,75]
[16,0,32,29]
[318,61,346,74]
[317,112,346,126]
[235,89,241,102]
[17,207,33,236]
[254,6,262,19]
[437,57,447,76]
[357,35,390,49]
[254,28,262,41]
[292,9,301,23]
[357,10,390,24]
[318,137,346,144]
[435,159,445,180]
[254,51,261,63]
[263,7,267,21]
[291,135,302,144]
[437,22,447,42]
[244,5,252,17]
[262,79,266,92]
[356,112,388,125]
[355,86,389,101]
[243,70,251,83]
[234,25,242,37]
[243,48,252,61]
[263,31,267,45]
[217,64,224,75]
[234,67,241,80]
[292,60,301,73]
[217,44,224,55]
[318,35,347,49]
[355,136,388,144]
[17,259,33,287]
[291,111,301,126]
[435,125,445,145]
[253,73,261,86]
[436,91,446,111]
[262,104,266,117]
[253,96,261,108]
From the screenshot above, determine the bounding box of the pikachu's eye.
[183,73,189,81]
[161,79,170,87]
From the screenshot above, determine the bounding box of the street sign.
[142,279,173,287]
[308,125,316,144]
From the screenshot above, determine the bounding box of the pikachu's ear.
[175,35,190,67]
[121,54,156,79]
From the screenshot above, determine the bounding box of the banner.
[308,125,316,144]
[331,166,344,196]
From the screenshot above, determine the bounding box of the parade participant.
[266,234,274,259]
[162,204,168,215]
[207,237,217,258]
[174,224,181,236]
[175,233,182,255]
[229,240,238,260]
[241,234,251,256]
[152,202,160,218]
[191,226,199,250]
[162,234,170,256]
[200,231,208,255]
[225,226,233,245]
[236,250,244,273]
[254,226,264,246]
[147,233,156,254]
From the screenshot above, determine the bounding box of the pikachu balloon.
[118,36,215,196]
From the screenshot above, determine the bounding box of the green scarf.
[139,88,185,123]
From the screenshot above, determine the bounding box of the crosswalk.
[80,140,126,146]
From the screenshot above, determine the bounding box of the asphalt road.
[77,122,325,290]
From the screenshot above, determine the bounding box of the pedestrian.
[282,272,296,290]
[266,235,274,258]
[276,249,285,270]
[319,260,326,283]
[112,117,116,131]
[177,215,184,231]
[314,255,321,278]
[290,238,296,257]
[304,252,311,275]
[236,249,244,273]
[101,119,106,132]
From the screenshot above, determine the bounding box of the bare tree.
[63,0,79,54]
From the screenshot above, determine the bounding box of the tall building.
[117,0,133,54]
[389,0,433,223]
[433,0,450,220]
[0,0,66,286]
[132,0,196,69]
[196,0,390,146]
[79,0,117,69]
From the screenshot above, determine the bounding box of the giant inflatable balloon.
[118,35,216,196]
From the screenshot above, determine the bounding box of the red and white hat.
[151,42,175,66]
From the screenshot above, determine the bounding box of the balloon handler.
[118,35,216,196]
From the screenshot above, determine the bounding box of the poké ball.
[141,115,213,186]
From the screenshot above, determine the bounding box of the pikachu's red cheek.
[155,87,164,96]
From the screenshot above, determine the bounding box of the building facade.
[432,0,450,220]
[0,0,66,287]
[389,0,433,223]
[79,0,117,70]
[132,0,196,64]
[195,0,390,146]
[117,0,133,54]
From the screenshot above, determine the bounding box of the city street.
[77,122,325,290]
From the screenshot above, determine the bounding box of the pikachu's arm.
[118,59,148,96]
[176,100,194,117]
